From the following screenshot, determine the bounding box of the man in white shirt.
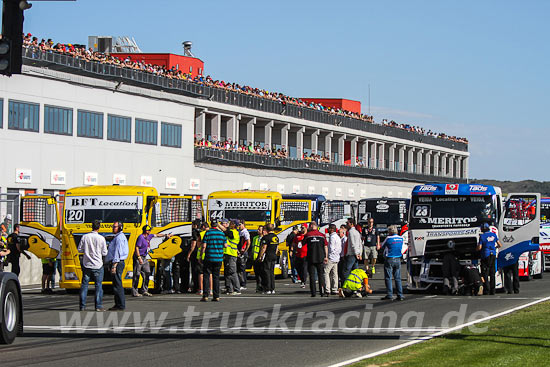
[78,220,107,311]
[323,224,342,295]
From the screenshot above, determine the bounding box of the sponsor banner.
[426,228,479,237]
[348,188,355,198]
[208,199,271,211]
[292,185,301,194]
[84,172,98,186]
[360,189,367,198]
[65,196,143,210]
[189,179,200,191]
[141,176,153,186]
[412,184,496,196]
[322,187,329,196]
[113,173,126,185]
[445,184,459,195]
[15,168,32,184]
[50,170,66,185]
[165,177,177,190]
[335,188,342,197]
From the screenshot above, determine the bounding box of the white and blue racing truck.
[407,183,540,291]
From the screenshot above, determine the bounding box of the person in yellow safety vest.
[0,237,10,272]
[252,225,264,293]
[338,268,372,298]
[223,220,241,295]
[41,257,55,294]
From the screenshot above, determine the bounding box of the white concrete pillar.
[463,157,469,179]
[449,155,455,178]
[370,142,377,169]
[434,152,441,176]
[311,129,320,154]
[264,120,273,150]
[350,137,358,166]
[425,150,432,175]
[378,142,385,170]
[398,146,405,172]
[408,147,415,173]
[456,157,462,179]
[246,117,256,146]
[338,135,346,165]
[211,114,221,142]
[388,143,396,171]
[361,140,368,166]
[195,112,206,140]
[441,153,448,177]
[417,149,424,175]
[325,132,333,161]
[226,116,237,143]
[281,123,289,151]
[297,127,305,160]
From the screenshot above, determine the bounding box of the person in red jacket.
[293,225,308,288]
[303,222,329,297]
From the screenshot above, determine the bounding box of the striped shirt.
[203,228,226,263]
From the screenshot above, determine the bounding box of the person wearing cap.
[477,222,502,295]
[200,218,229,301]
[223,220,241,295]
[186,219,202,293]
[132,224,171,297]
[7,224,31,276]
[252,225,265,292]
[257,223,280,294]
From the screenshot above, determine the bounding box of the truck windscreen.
[64,196,143,224]
[409,195,494,229]
[358,200,408,225]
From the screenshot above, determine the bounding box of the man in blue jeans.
[380,225,404,301]
[78,220,108,311]
[106,221,129,310]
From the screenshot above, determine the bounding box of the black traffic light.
[1,0,25,76]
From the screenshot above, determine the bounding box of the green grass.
[354,301,550,367]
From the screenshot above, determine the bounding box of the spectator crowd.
[22,33,468,145]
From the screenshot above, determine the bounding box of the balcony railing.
[194,147,467,184]
[22,47,468,153]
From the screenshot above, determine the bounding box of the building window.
[135,119,157,145]
[8,100,39,132]
[44,105,73,136]
[107,114,131,143]
[161,122,182,148]
[0,98,3,128]
[77,110,103,139]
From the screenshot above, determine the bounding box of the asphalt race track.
[3,268,550,367]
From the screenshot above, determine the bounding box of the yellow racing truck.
[20,185,203,292]
[207,190,311,277]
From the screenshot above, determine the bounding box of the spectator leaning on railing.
[22,33,468,145]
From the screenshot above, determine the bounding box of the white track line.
[327,295,550,367]
[23,325,446,333]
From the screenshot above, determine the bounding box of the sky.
[14,0,550,181]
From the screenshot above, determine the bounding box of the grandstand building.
[0,47,468,222]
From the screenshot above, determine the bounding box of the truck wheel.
[1,281,20,344]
